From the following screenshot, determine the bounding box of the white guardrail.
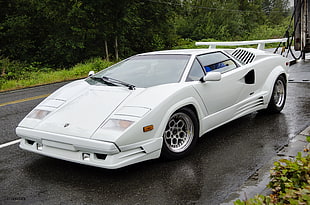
[195,38,288,50]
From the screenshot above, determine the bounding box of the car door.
[188,52,256,127]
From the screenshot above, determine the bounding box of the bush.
[234,151,310,205]
[268,152,310,204]
[69,57,114,77]
[247,17,292,41]
[0,57,28,80]
[0,57,114,91]
[173,38,231,50]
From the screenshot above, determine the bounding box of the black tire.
[266,75,286,113]
[161,107,199,160]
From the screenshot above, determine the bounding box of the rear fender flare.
[262,66,288,105]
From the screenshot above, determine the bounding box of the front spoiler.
[16,127,162,169]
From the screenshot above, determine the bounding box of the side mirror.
[88,71,95,76]
[200,72,222,82]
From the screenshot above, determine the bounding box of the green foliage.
[247,16,292,40]
[0,0,292,68]
[0,57,114,91]
[234,152,310,205]
[268,152,310,204]
[70,58,114,76]
[0,57,29,80]
[234,195,272,205]
[0,0,180,67]
[174,0,289,41]
[172,38,198,49]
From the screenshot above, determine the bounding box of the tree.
[0,0,292,68]
[263,0,290,24]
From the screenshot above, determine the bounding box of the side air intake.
[231,49,256,64]
[236,96,264,117]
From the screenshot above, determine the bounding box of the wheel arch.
[167,101,202,135]
[279,73,288,84]
[160,103,200,160]
[154,98,204,147]
[265,74,287,113]
[180,104,200,132]
[262,66,288,105]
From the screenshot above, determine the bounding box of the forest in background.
[0,0,291,72]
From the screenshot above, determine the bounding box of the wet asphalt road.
[0,62,309,205]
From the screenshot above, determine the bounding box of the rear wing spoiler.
[195,38,288,50]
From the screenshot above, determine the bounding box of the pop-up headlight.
[27,109,51,120]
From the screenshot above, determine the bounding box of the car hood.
[19,80,194,142]
[33,81,131,139]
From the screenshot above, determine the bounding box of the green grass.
[0,58,115,92]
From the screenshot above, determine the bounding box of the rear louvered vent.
[232,49,255,64]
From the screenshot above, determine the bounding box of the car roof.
[138,49,220,56]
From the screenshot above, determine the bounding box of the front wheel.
[161,107,199,160]
[266,75,287,113]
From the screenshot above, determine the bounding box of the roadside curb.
[221,125,310,205]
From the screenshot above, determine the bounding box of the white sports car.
[16,48,289,169]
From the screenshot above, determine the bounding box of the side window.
[209,59,237,73]
[186,59,205,82]
[197,52,237,73]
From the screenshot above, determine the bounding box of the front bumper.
[16,127,162,169]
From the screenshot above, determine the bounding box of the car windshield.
[87,54,190,88]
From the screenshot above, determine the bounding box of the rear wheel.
[161,107,198,160]
[266,75,286,113]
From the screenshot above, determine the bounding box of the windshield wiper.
[102,76,136,90]
[90,76,117,86]
[91,76,135,90]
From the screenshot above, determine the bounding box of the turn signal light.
[143,125,154,132]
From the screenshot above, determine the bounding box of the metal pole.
[294,0,301,51]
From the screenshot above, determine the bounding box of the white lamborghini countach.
[16,48,289,169]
